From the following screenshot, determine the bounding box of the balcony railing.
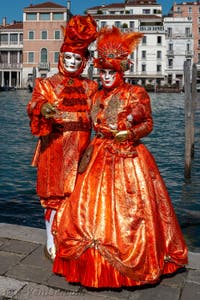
[139,26,164,33]
[38,62,50,71]
[166,33,193,39]
[0,63,22,69]
[185,50,193,57]
[167,50,174,56]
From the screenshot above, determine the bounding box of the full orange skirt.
[53,138,188,288]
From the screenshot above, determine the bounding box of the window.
[101,21,106,27]
[54,30,61,40]
[167,27,172,37]
[130,64,134,72]
[53,12,64,20]
[169,43,173,51]
[168,74,172,85]
[142,36,147,45]
[41,31,48,40]
[26,13,37,20]
[10,51,18,64]
[20,33,23,44]
[0,51,8,63]
[28,52,34,63]
[28,31,34,40]
[0,34,8,45]
[143,9,150,14]
[54,52,59,63]
[157,64,162,73]
[41,48,48,63]
[141,64,146,72]
[198,53,200,63]
[157,36,162,45]
[142,50,146,59]
[198,17,200,23]
[39,13,50,20]
[157,51,162,59]
[130,21,134,29]
[10,34,18,45]
[198,39,200,47]
[185,27,191,37]
[168,59,173,68]
[114,21,121,28]
[188,7,192,14]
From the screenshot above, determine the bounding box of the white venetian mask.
[100,69,117,88]
[63,52,83,73]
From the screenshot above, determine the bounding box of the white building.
[0,19,23,89]
[87,0,193,90]
[164,17,193,89]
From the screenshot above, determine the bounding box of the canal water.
[0,90,200,252]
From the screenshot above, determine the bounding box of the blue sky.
[0,0,183,24]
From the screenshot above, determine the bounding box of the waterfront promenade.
[0,223,200,300]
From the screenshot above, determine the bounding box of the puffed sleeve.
[130,85,153,140]
[118,85,153,141]
[27,78,53,136]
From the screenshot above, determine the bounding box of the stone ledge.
[0,223,45,244]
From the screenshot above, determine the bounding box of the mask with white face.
[100,69,117,88]
[63,52,83,73]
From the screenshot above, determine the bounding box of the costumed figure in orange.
[27,15,98,261]
[53,26,188,288]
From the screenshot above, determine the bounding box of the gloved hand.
[114,130,132,142]
[41,102,56,119]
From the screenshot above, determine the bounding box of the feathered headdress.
[60,15,97,57]
[94,26,143,72]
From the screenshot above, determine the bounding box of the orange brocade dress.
[53,83,188,288]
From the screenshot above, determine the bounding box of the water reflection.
[0,90,199,251]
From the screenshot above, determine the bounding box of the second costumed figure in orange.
[53,26,188,288]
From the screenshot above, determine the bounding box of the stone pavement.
[0,223,200,300]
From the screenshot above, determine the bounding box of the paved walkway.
[0,223,200,300]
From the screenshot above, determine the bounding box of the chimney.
[67,1,71,11]
[2,17,6,27]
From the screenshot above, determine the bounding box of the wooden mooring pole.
[184,61,196,178]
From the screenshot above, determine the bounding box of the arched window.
[40,48,48,63]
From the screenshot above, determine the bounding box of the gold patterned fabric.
[53,83,188,287]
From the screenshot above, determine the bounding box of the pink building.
[22,1,71,88]
[172,1,200,64]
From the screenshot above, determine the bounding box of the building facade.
[164,16,193,89]
[172,1,200,64]
[0,0,196,90]
[0,19,23,89]
[87,0,166,89]
[22,1,71,88]
[87,0,193,90]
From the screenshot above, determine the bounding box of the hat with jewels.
[94,26,143,72]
